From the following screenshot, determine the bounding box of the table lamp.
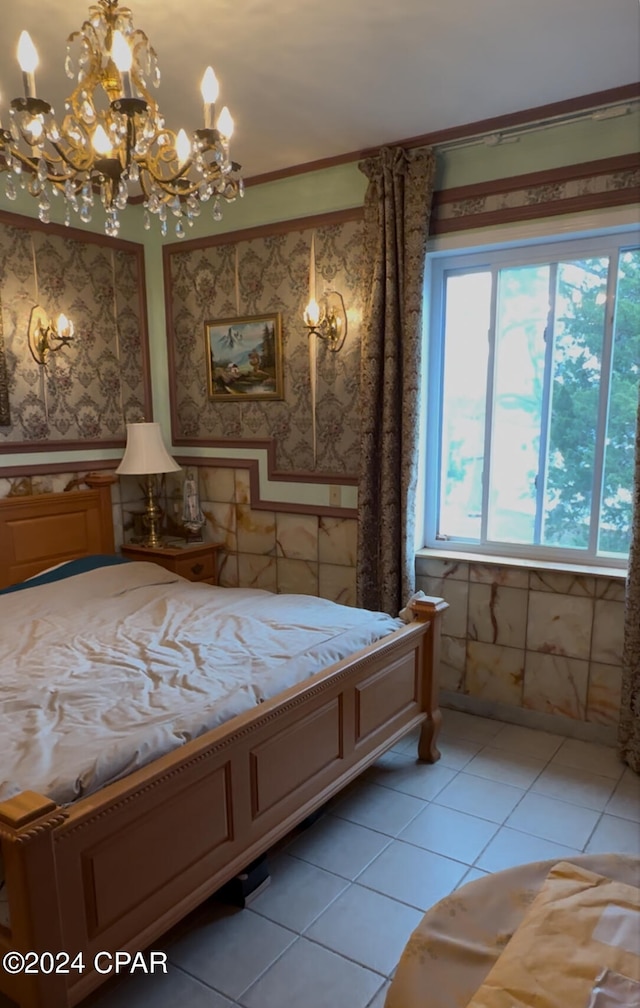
[116,422,181,547]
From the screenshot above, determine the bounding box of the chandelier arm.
[137,165,200,200]
[38,140,94,183]
[1,141,79,189]
[6,147,74,187]
[140,158,200,193]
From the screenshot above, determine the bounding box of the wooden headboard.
[0,474,117,589]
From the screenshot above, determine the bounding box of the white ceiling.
[1,0,638,180]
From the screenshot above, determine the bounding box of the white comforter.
[0,561,402,806]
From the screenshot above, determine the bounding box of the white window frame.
[421,208,640,570]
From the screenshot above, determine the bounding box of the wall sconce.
[28,305,75,366]
[303,289,348,352]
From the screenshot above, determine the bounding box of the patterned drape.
[356,146,436,615]
[618,387,640,773]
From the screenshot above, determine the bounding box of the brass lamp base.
[141,473,163,547]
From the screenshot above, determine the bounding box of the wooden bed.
[0,476,447,1008]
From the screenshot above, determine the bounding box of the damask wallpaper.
[0,214,149,448]
[166,218,364,475]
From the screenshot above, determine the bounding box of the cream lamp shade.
[116,422,181,476]
[116,423,181,547]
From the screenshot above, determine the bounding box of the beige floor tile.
[366,980,392,1008]
[284,815,392,880]
[305,884,422,974]
[585,814,640,857]
[356,840,466,911]
[436,736,484,770]
[605,773,640,822]
[475,825,582,873]
[240,937,382,1008]
[531,763,618,811]
[249,855,348,933]
[488,723,564,760]
[505,791,600,848]
[463,747,547,789]
[88,968,234,1007]
[398,804,498,865]
[331,781,425,836]
[364,752,458,801]
[167,906,295,1000]
[550,738,625,780]
[434,772,526,823]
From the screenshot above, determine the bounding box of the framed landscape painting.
[205,314,284,401]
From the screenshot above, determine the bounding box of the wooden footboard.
[0,600,445,1008]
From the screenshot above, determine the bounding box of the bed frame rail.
[0,603,446,1008]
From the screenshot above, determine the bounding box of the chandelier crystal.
[0,0,244,237]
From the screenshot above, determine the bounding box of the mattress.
[0,559,402,806]
[0,559,406,931]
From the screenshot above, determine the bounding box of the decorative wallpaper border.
[175,453,357,518]
[0,448,358,518]
[0,458,118,478]
[431,153,639,234]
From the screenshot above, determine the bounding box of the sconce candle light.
[28,304,74,366]
[303,289,347,352]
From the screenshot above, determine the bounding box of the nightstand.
[120,541,223,585]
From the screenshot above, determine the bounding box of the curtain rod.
[434,98,639,154]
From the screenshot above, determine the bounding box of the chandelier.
[0,0,243,237]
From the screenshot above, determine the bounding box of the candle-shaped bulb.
[111,30,132,71]
[18,31,39,98]
[200,67,219,129]
[176,128,191,167]
[111,30,133,97]
[17,31,38,72]
[56,313,73,340]
[92,124,112,155]
[200,67,219,104]
[216,105,233,140]
[304,299,321,328]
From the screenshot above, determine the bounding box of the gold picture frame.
[205,313,284,401]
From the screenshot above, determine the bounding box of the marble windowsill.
[415,547,627,581]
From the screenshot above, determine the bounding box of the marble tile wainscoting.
[416,554,626,744]
[198,465,358,604]
[120,465,359,606]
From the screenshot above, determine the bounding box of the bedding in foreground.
[0,560,402,806]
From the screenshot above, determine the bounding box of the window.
[425,231,639,565]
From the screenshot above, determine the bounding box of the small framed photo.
[205,314,284,401]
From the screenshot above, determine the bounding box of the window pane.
[488,265,548,544]
[439,271,491,539]
[598,248,640,556]
[543,258,607,549]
